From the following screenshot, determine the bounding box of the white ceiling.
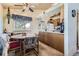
[1,3,53,10]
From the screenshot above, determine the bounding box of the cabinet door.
[39,32,45,43]
[46,33,64,53]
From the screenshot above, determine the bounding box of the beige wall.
[3,4,64,33]
[0,4,3,33]
[3,8,43,33]
[0,4,3,16]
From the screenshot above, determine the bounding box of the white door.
[77,11,79,47]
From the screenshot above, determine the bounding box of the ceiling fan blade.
[29,7,34,12]
[22,9,25,12]
[14,4,24,6]
[14,3,28,6]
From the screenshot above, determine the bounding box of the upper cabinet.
[60,5,64,23]
[49,4,64,26]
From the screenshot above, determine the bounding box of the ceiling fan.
[14,3,34,12]
[6,3,36,24]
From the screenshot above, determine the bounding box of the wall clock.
[72,9,76,17]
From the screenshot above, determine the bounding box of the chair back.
[25,37,38,49]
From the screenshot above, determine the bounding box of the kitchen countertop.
[40,31,64,35]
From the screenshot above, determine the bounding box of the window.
[14,20,32,31]
[12,14,32,31]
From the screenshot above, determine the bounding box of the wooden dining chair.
[23,37,39,56]
[8,38,21,56]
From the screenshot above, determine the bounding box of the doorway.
[76,9,79,51]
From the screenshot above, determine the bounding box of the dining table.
[10,33,39,55]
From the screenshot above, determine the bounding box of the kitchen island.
[38,32,64,54]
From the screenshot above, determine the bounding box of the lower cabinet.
[39,32,64,53]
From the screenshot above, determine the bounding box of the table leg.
[37,38,39,55]
[19,40,22,56]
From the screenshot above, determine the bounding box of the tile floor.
[21,42,64,56]
[8,41,64,56]
[74,52,79,56]
[39,42,64,56]
[73,49,79,56]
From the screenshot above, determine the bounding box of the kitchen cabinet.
[49,5,64,26]
[39,32,64,53]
